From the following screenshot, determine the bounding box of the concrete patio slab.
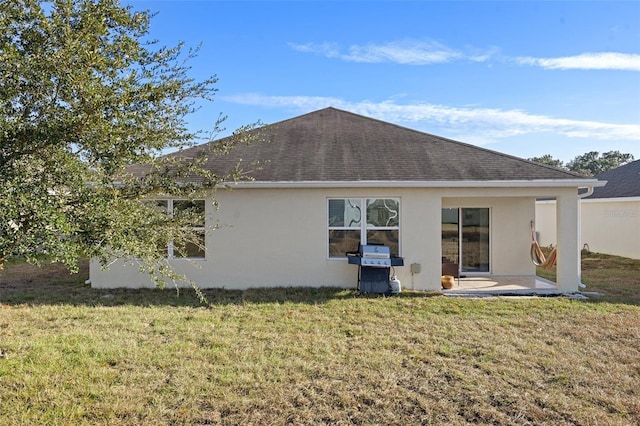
[442,276,588,298]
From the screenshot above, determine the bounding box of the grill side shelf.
[390,257,404,267]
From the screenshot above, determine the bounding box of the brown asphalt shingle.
[138,107,590,183]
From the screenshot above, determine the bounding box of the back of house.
[91,108,603,291]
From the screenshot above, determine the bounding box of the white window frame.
[327,197,400,259]
[157,199,206,260]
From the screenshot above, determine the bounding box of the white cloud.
[289,40,492,65]
[291,40,640,72]
[516,52,640,71]
[342,40,463,64]
[222,94,640,142]
[224,93,345,111]
[288,42,341,59]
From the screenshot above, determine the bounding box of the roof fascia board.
[225,179,605,189]
[537,196,640,203]
[583,196,640,203]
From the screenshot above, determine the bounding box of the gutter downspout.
[578,186,595,199]
[576,186,596,289]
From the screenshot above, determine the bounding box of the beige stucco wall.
[90,186,568,291]
[536,198,640,260]
[91,187,443,290]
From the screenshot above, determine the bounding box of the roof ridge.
[140,107,598,183]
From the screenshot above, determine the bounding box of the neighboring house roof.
[585,159,640,199]
[133,107,590,183]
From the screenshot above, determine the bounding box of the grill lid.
[360,245,390,259]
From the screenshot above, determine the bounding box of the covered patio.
[441,275,585,297]
[435,186,600,294]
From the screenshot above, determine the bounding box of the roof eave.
[224,179,605,189]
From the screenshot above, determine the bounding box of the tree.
[527,154,565,169]
[566,151,635,177]
[0,0,256,294]
[529,151,635,177]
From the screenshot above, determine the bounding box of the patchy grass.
[0,256,639,425]
[537,249,640,305]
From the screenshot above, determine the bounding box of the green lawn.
[0,254,639,425]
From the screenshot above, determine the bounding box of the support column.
[556,192,580,292]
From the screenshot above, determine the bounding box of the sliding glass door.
[460,208,490,272]
[441,208,490,273]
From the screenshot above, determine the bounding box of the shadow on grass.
[581,289,639,306]
[2,254,637,307]
[0,283,444,308]
[0,261,442,307]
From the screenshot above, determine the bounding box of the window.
[328,198,400,258]
[156,199,206,259]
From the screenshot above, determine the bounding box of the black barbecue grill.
[347,244,404,294]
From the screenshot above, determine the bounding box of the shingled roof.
[165,107,589,183]
[585,159,640,199]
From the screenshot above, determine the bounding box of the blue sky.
[126,1,640,163]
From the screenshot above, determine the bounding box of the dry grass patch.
[1,256,639,425]
[537,249,640,305]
